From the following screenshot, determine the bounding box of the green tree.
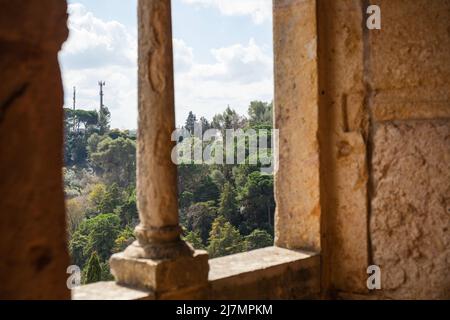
[211,107,247,133]
[86,214,121,261]
[185,201,217,244]
[115,188,138,227]
[237,172,275,235]
[64,108,102,166]
[69,230,89,267]
[177,164,209,195]
[64,108,99,133]
[73,213,121,262]
[100,261,114,281]
[66,131,88,165]
[84,251,102,284]
[64,108,75,133]
[89,136,136,187]
[179,191,194,210]
[183,231,205,250]
[248,101,273,126]
[108,129,133,140]
[185,111,197,135]
[245,229,273,251]
[207,216,246,258]
[218,182,240,226]
[232,164,259,188]
[66,196,88,236]
[193,175,220,203]
[88,183,107,215]
[99,183,123,215]
[75,109,99,131]
[113,226,135,253]
[210,170,226,191]
[87,183,123,216]
[98,106,111,135]
[87,133,102,155]
[199,116,211,135]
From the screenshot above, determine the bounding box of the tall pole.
[72,86,76,110]
[72,86,76,132]
[98,81,105,111]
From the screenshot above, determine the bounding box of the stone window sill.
[72,247,320,300]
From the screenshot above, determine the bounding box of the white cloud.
[181,0,272,24]
[59,3,137,130]
[59,3,273,129]
[173,38,194,73]
[173,38,274,124]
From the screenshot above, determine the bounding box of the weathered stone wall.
[73,247,321,300]
[274,0,322,252]
[368,0,450,299]
[315,0,450,299]
[208,247,320,300]
[371,120,450,299]
[316,0,369,296]
[0,0,70,299]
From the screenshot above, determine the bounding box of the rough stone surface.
[369,0,450,93]
[317,0,369,294]
[110,250,209,293]
[209,246,315,281]
[317,0,450,299]
[273,0,321,252]
[75,247,321,300]
[209,247,320,300]
[136,0,180,240]
[0,0,70,299]
[72,282,154,300]
[365,0,450,300]
[371,120,450,299]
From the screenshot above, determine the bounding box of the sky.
[59,0,274,129]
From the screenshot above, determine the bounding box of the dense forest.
[64,101,275,284]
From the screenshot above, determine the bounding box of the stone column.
[128,0,188,260]
[110,0,209,295]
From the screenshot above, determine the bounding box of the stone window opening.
[73,0,321,300]
[0,0,321,300]
[2,0,449,301]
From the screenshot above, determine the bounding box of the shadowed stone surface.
[110,250,209,293]
[316,0,369,295]
[209,247,320,299]
[0,0,70,300]
[274,0,321,252]
[366,0,450,300]
[72,281,154,300]
[75,247,320,300]
[371,120,450,299]
[316,0,450,299]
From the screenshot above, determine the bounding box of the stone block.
[209,247,321,299]
[72,281,154,300]
[110,250,209,293]
[371,120,450,299]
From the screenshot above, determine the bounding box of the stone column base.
[110,250,209,293]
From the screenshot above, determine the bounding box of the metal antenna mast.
[72,86,77,131]
[73,86,76,110]
[98,81,106,111]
